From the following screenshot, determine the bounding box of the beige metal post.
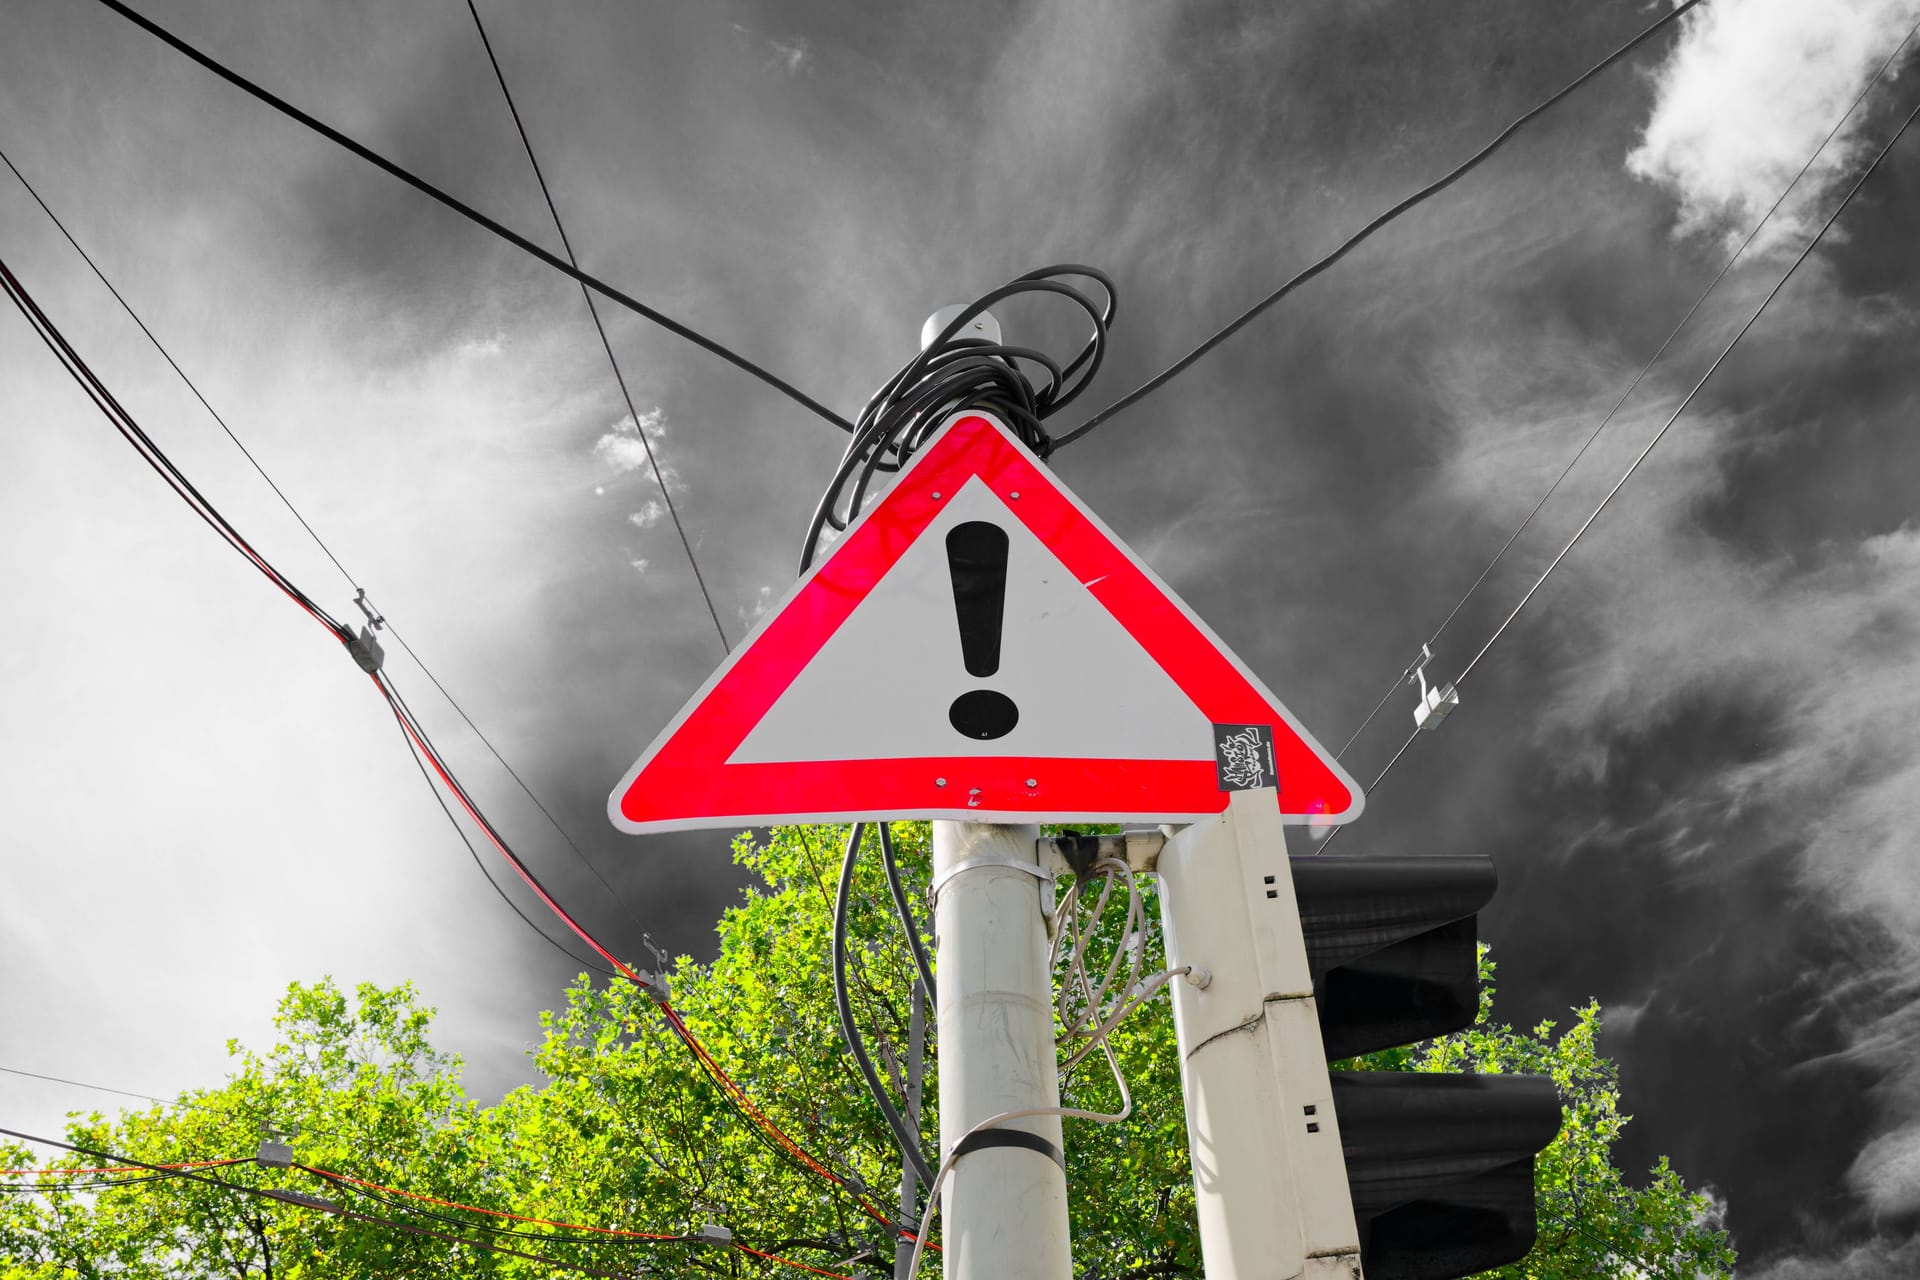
[1156,789,1364,1280]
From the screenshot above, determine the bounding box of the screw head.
[1025,778,1038,787]
[935,777,947,787]
[1010,491,1021,499]
[931,491,942,500]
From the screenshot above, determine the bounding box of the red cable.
[0,261,910,1247]
[306,1164,859,1276]
[1,1158,244,1177]
[736,1243,855,1278]
[303,1166,679,1239]
[374,675,923,1240]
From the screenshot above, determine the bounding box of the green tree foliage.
[1,824,1733,1278]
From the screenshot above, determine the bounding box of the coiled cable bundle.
[798,265,1115,570]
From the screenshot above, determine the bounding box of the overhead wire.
[0,142,648,952]
[1330,13,1920,766]
[0,250,905,1240]
[1052,0,1707,449]
[1329,83,1920,831]
[1452,95,1920,691]
[378,671,620,978]
[0,1066,199,1114]
[0,1128,857,1278]
[0,1128,676,1278]
[86,0,854,436]
[461,0,729,654]
[0,254,344,636]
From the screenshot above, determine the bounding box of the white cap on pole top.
[921,304,1001,351]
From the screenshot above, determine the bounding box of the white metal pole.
[1156,788,1363,1280]
[931,820,1072,1280]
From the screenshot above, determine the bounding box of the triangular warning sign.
[609,412,1363,833]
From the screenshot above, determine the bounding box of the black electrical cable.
[0,146,652,943]
[832,825,935,1190]
[87,0,852,437]
[877,825,936,1010]
[0,256,346,638]
[800,266,1114,571]
[0,238,887,1235]
[378,670,619,979]
[462,0,730,654]
[1053,0,1708,449]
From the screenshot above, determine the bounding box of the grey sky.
[5,0,1920,1272]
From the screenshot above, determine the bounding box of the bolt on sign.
[608,412,1363,833]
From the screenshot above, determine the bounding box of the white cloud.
[592,407,679,487]
[629,501,666,530]
[1626,0,1920,250]
[456,332,506,359]
[629,558,651,575]
[768,37,811,75]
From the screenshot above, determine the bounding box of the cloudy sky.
[4,0,1920,1272]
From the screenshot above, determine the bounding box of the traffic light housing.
[1294,855,1564,1280]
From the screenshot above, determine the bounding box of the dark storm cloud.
[10,4,1920,1274]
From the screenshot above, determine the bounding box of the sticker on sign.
[608,411,1363,833]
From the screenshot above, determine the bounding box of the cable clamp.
[1407,643,1459,732]
[255,1122,298,1168]
[697,1223,733,1246]
[928,855,1055,920]
[343,588,387,674]
[632,933,671,1002]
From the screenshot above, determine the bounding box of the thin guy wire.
[1331,15,1920,763]
[1335,91,1920,829]
[463,0,729,654]
[0,147,643,934]
[0,146,356,588]
[90,0,855,436]
[1455,95,1920,688]
[0,1066,212,1117]
[1055,0,1705,448]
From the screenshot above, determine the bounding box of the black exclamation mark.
[945,521,1019,740]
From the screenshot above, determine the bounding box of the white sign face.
[731,474,1209,766]
[609,411,1363,834]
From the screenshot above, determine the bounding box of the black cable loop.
[798,266,1115,571]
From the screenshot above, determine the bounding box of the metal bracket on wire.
[345,587,387,674]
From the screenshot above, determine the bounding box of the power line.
[1331,14,1920,765]
[1334,86,1920,827]
[0,146,358,590]
[0,1128,679,1278]
[87,0,854,437]
[1053,0,1706,449]
[0,1065,189,1113]
[1453,95,1920,687]
[0,258,891,1232]
[1,1129,863,1276]
[378,670,619,979]
[462,0,729,654]
[0,144,645,943]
